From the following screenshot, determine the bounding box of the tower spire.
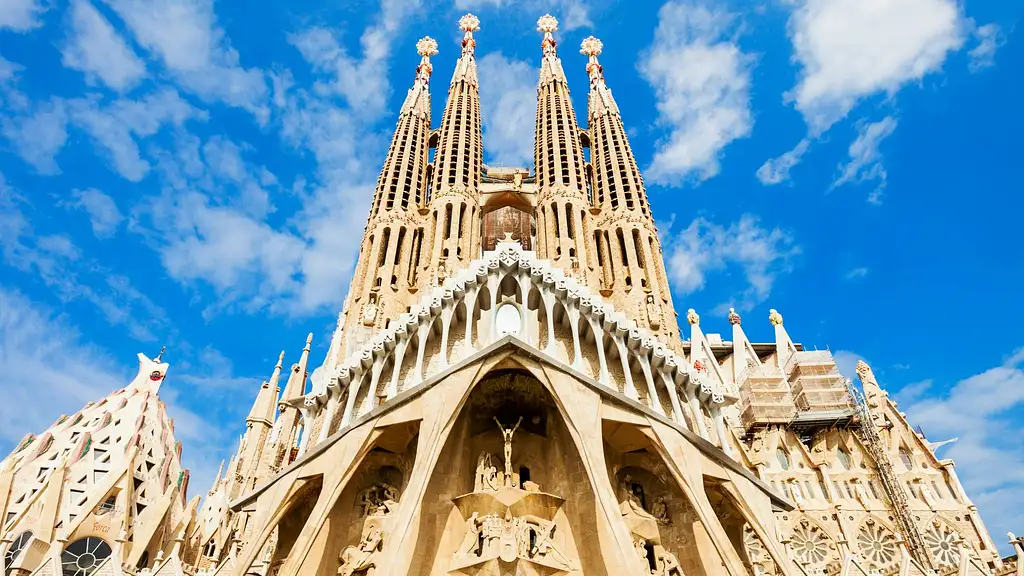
[338,39,439,358]
[534,14,591,285]
[580,36,680,345]
[423,14,484,286]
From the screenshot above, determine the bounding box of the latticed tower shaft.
[533,15,593,286]
[422,15,483,286]
[581,37,681,343]
[343,37,438,355]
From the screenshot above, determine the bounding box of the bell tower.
[533,15,592,286]
[341,36,438,355]
[581,36,681,344]
[422,14,484,288]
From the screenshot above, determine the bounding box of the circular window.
[776,447,791,470]
[61,537,112,576]
[4,531,33,574]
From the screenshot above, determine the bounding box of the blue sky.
[1,0,1022,553]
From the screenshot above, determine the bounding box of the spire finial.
[537,14,559,56]
[687,309,700,326]
[769,308,784,326]
[580,36,606,88]
[415,36,438,86]
[459,14,480,56]
[305,332,313,348]
[728,308,741,326]
[154,346,166,362]
[276,351,285,366]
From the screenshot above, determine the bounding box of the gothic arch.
[409,367,602,575]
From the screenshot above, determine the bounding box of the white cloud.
[756,137,810,185]
[0,0,48,32]
[832,349,866,381]
[639,1,754,185]
[1,174,167,340]
[844,266,869,279]
[62,0,146,91]
[453,0,591,31]
[833,115,897,204]
[0,288,126,447]
[100,0,267,119]
[1,98,69,174]
[478,52,536,168]
[786,0,965,134]
[663,214,800,311]
[968,23,1005,72]
[68,88,204,181]
[66,188,124,238]
[896,349,1024,554]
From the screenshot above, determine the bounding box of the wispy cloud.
[1,173,169,341]
[832,115,898,204]
[639,0,754,185]
[896,349,1024,553]
[968,23,1005,72]
[0,0,49,32]
[64,188,124,238]
[62,0,147,91]
[759,0,966,186]
[99,0,268,119]
[478,52,536,168]
[662,214,800,312]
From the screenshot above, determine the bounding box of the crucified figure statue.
[494,416,523,485]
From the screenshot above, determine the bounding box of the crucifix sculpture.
[494,416,523,486]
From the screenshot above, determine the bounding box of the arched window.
[899,447,914,470]
[61,537,112,576]
[776,448,791,471]
[4,531,33,574]
[837,448,852,470]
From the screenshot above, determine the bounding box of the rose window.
[61,537,112,576]
[742,524,764,564]
[856,522,898,569]
[4,531,33,575]
[791,521,831,565]
[923,523,962,567]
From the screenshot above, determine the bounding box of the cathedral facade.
[3,13,1022,576]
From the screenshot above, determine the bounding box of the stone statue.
[645,294,661,330]
[513,170,523,191]
[530,520,572,567]
[456,512,485,558]
[358,483,400,517]
[435,259,448,287]
[621,475,655,520]
[652,497,670,524]
[474,452,499,492]
[494,416,523,486]
[655,548,684,576]
[337,526,383,576]
[361,297,378,327]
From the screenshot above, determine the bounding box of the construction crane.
[846,380,934,570]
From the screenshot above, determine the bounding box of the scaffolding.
[847,381,934,570]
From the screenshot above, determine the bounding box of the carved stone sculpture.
[494,416,523,486]
[337,526,383,576]
[652,497,670,524]
[655,547,684,575]
[474,451,499,492]
[645,294,662,330]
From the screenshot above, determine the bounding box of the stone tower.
[533,16,592,285]
[582,36,680,345]
[0,352,195,576]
